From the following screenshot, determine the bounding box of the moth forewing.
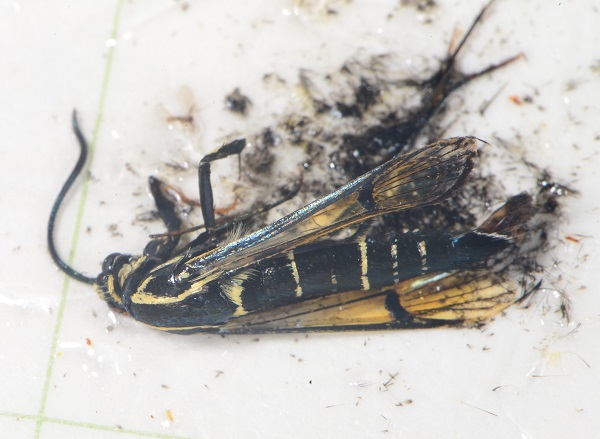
[179,137,479,284]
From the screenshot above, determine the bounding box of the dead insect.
[48,112,532,334]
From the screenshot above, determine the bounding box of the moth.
[48,112,533,334]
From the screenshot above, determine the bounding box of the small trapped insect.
[48,1,541,335]
[48,112,534,334]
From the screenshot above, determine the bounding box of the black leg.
[149,176,183,232]
[142,176,185,261]
[197,138,246,236]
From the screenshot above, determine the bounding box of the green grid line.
[25,1,196,438]
[1,411,193,439]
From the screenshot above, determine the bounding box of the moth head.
[94,252,140,312]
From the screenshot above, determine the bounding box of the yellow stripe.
[100,275,123,305]
[287,251,303,298]
[359,240,370,290]
[142,321,221,332]
[221,269,253,307]
[131,271,220,305]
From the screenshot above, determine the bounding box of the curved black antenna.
[47,111,96,284]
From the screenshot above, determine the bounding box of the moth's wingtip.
[398,271,519,324]
[440,136,483,155]
[459,136,489,154]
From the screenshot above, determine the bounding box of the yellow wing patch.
[213,269,518,334]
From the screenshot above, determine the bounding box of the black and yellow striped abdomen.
[233,230,510,314]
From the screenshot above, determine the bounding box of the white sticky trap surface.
[1,1,599,438]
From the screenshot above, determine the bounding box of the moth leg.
[142,176,184,261]
[198,139,246,238]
